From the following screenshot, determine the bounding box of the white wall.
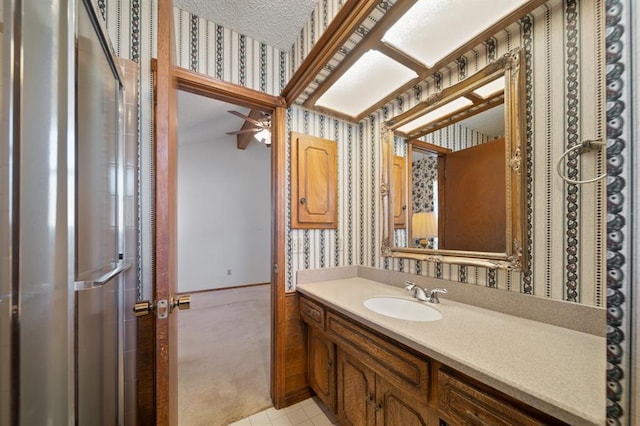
[177,120,271,292]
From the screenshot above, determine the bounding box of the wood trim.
[154,0,178,422]
[168,66,291,409]
[136,315,155,426]
[174,66,286,111]
[271,105,289,408]
[303,0,420,110]
[409,140,452,156]
[281,0,382,105]
[283,387,313,407]
[276,292,311,407]
[375,41,429,75]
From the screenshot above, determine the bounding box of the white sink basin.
[363,297,442,322]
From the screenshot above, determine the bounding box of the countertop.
[296,277,606,425]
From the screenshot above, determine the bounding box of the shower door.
[75,0,127,424]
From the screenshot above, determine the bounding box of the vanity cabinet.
[437,369,549,425]
[337,349,431,426]
[298,294,567,426]
[301,296,336,410]
[336,349,376,425]
[307,327,336,411]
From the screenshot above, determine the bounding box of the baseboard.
[179,282,270,295]
[283,387,313,407]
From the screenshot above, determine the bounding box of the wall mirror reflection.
[382,49,526,271]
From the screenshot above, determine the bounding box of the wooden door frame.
[145,58,288,422]
[174,66,289,410]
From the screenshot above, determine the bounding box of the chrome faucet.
[405,281,447,303]
[427,288,448,304]
[404,281,428,301]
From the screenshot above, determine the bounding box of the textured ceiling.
[173,0,319,51]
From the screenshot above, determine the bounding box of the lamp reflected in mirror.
[412,212,437,249]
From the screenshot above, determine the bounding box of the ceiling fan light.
[255,128,271,146]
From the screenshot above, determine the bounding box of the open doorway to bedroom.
[176,89,273,425]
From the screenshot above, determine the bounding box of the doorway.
[175,90,273,425]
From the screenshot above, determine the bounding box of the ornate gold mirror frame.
[381,49,527,271]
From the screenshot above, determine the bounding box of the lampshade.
[412,212,437,238]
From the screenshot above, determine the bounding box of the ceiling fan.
[226,110,272,147]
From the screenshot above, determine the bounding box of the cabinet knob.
[366,395,374,404]
[375,403,383,412]
[327,360,333,368]
[300,197,306,205]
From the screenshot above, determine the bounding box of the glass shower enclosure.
[0,0,129,423]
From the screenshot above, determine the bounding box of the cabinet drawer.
[438,369,553,426]
[326,311,429,405]
[299,296,325,330]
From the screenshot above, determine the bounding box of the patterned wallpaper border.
[604,0,631,422]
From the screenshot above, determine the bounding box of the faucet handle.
[428,288,448,304]
[404,281,416,291]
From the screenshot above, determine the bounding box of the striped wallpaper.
[99,0,632,421]
[289,0,346,77]
[173,8,290,95]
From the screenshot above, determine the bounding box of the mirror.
[381,49,526,271]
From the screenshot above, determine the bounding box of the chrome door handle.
[74,261,131,290]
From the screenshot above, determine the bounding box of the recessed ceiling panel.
[472,77,505,99]
[382,0,529,67]
[315,50,418,117]
[397,97,473,133]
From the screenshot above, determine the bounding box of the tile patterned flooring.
[228,397,338,426]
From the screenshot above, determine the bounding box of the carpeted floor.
[177,285,272,426]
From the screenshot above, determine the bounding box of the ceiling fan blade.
[226,128,259,135]
[227,110,263,126]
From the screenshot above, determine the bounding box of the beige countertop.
[296,277,606,425]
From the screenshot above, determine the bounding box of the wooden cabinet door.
[393,155,407,227]
[291,132,337,229]
[337,349,376,426]
[375,376,431,426]
[308,328,336,412]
